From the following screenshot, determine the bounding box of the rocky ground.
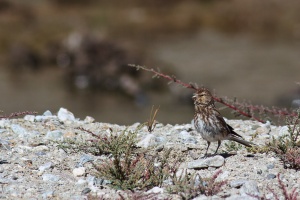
[0,108,299,200]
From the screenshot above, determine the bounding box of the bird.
[193,88,254,156]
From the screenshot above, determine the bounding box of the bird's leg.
[214,141,221,155]
[204,141,211,157]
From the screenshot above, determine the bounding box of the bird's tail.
[228,135,254,147]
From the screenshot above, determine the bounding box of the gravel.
[0,107,299,199]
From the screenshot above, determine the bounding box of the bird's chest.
[194,112,224,142]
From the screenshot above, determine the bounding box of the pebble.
[11,124,29,138]
[42,191,54,199]
[76,154,94,168]
[179,130,197,144]
[240,180,260,197]
[227,194,257,200]
[0,109,298,199]
[42,174,60,182]
[73,167,86,177]
[76,179,87,185]
[24,115,35,122]
[34,110,55,122]
[39,162,53,172]
[0,119,9,128]
[0,129,6,133]
[266,174,276,179]
[230,179,247,188]
[45,130,64,141]
[84,116,95,123]
[57,108,76,122]
[267,163,275,169]
[278,126,289,137]
[81,188,91,195]
[136,134,156,148]
[187,155,225,169]
[146,186,164,194]
[43,110,53,116]
[0,139,10,150]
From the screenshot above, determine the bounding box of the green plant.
[267,109,300,170]
[224,141,243,152]
[57,125,177,191]
[167,169,227,199]
[94,147,172,190]
[253,174,299,200]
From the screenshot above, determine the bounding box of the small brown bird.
[193,88,254,156]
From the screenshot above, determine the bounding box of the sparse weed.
[147,105,160,133]
[255,174,299,200]
[0,111,37,119]
[267,109,300,170]
[224,141,243,152]
[167,169,227,199]
[57,124,177,191]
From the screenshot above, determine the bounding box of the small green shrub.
[167,169,227,199]
[267,109,300,170]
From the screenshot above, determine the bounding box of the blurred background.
[0,0,300,124]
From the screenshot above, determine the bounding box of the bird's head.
[192,88,214,107]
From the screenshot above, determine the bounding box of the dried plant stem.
[0,111,37,119]
[129,64,297,123]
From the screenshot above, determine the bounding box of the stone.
[81,188,91,195]
[230,179,247,188]
[136,134,156,148]
[187,155,225,169]
[24,115,35,122]
[57,107,76,122]
[42,174,60,182]
[11,124,30,138]
[267,163,275,169]
[76,154,94,168]
[42,191,54,199]
[45,130,64,141]
[267,174,276,179]
[278,126,289,137]
[146,187,164,194]
[73,167,86,177]
[39,162,53,172]
[43,110,53,116]
[84,116,95,123]
[240,180,260,197]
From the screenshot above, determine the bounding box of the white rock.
[179,130,191,138]
[73,167,86,177]
[76,179,87,185]
[0,119,10,128]
[187,155,225,169]
[39,162,53,172]
[43,110,53,116]
[146,186,164,194]
[57,107,76,122]
[11,124,30,138]
[42,191,54,199]
[24,115,35,122]
[278,126,289,137]
[240,180,260,197]
[84,116,95,123]
[45,130,64,141]
[42,174,60,182]
[136,134,156,148]
[219,170,230,180]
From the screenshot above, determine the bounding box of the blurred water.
[1,31,299,124]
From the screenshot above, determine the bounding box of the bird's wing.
[214,109,244,138]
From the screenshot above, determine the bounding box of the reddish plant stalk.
[130,65,297,123]
[0,111,37,119]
